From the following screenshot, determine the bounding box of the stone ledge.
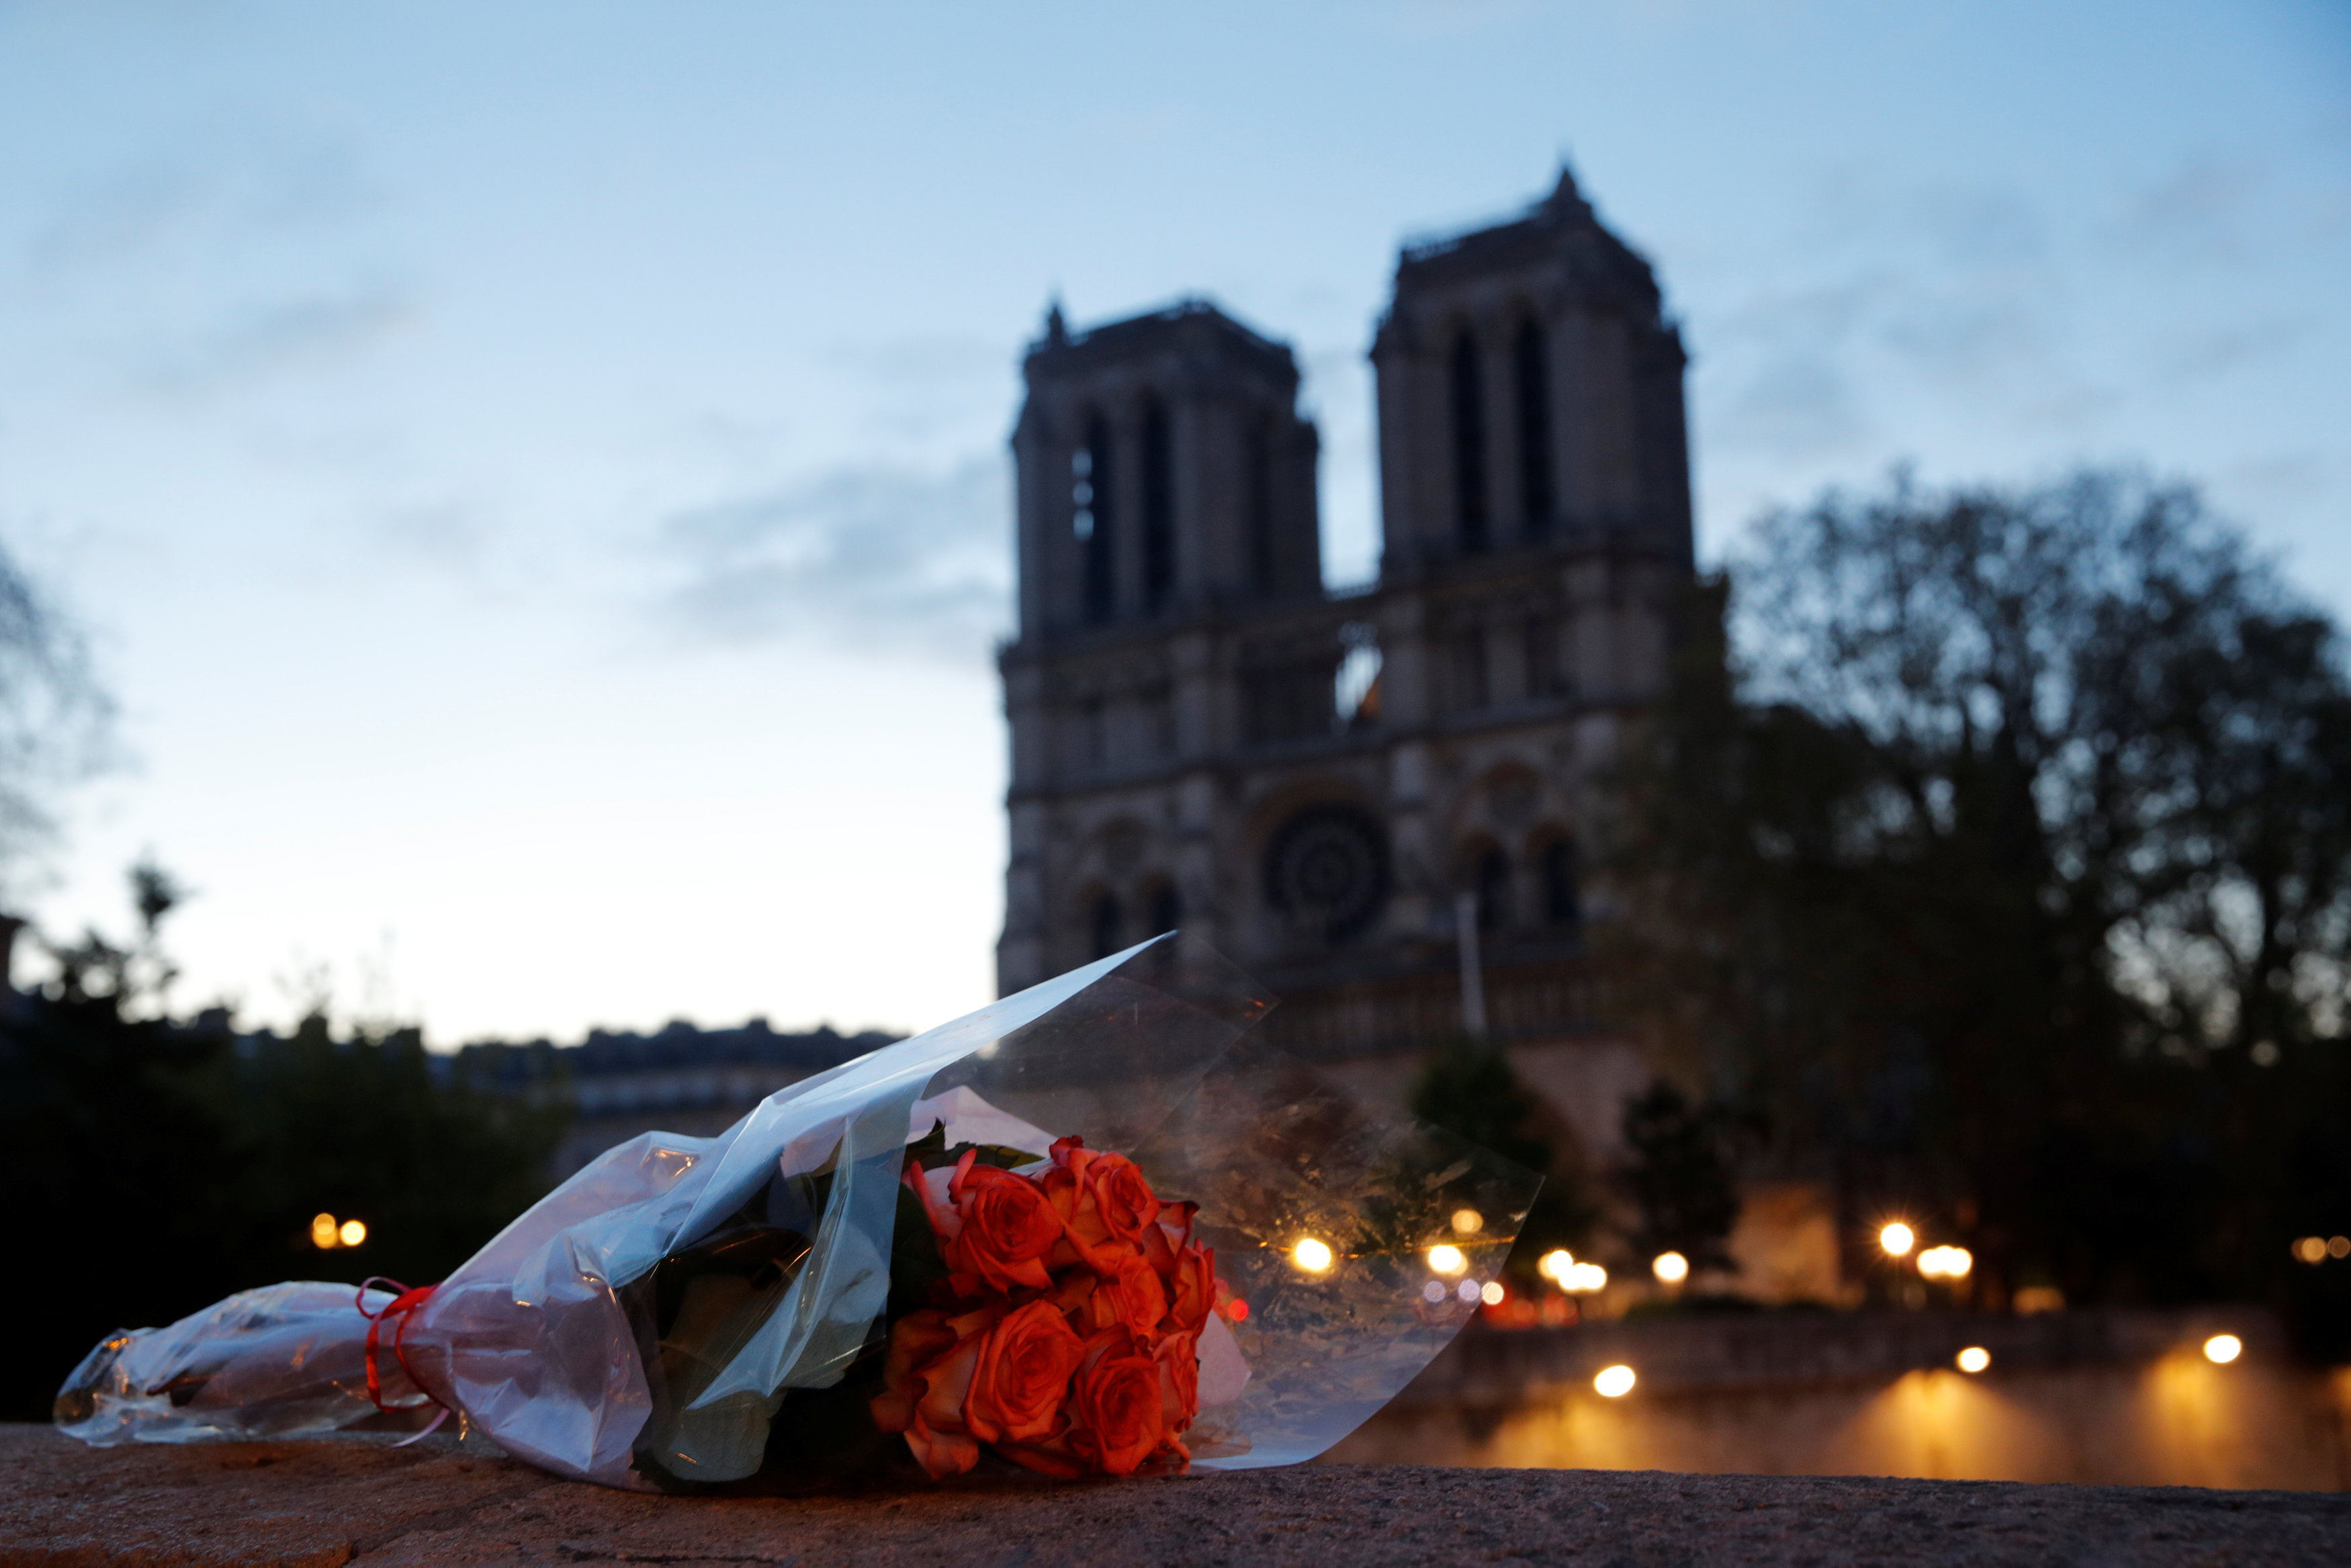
[4,1424,2347,1567]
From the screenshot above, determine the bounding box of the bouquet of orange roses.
[56,937,1536,1492]
[873,1134,1223,1479]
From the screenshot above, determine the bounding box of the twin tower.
[997,169,1695,1068]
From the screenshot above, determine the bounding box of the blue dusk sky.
[1,1,2345,1044]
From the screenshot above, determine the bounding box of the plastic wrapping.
[56,936,1538,1488]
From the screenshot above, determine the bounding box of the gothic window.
[1090,890,1124,960]
[1450,330,1489,554]
[1245,414,1274,592]
[1148,882,1182,938]
[1142,398,1175,610]
[1541,838,1582,928]
[1514,318,1555,539]
[1078,416,1115,622]
[1263,802,1390,945]
[1474,845,1511,931]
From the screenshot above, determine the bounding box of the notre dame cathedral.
[995,169,1693,1163]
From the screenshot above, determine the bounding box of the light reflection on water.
[1328,1350,2351,1490]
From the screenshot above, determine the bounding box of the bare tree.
[0,537,116,903]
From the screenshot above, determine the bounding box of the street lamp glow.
[1479,1280,1505,1306]
[1918,1246,1973,1280]
[1540,1248,1574,1282]
[1652,1250,1690,1285]
[1427,1244,1468,1277]
[1566,1262,1609,1292]
[1593,1365,1636,1397]
[2203,1334,2243,1365]
[1451,1208,1485,1235]
[1290,1237,1334,1273]
[310,1213,339,1250]
[337,1219,367,1248]
[1879,1223,1916,1258]
[1956,1346,1991,1374]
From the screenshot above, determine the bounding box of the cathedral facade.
[995,170,1692,1154]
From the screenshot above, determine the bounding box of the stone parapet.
[7,1424,2350,1566]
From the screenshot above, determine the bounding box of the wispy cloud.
[654,457,1012,661]
[2105,152,2265,269]
[136,281,415,395]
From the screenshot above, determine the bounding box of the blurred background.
[3,0,2348,1485]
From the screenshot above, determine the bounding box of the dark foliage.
[1409,1036,1599,1278]
[0,982,567,1422]
[1604,469,2351,1334]
[1617,1082,1741,1275]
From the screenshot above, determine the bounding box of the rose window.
[1263,802,1390,943]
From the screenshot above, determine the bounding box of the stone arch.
[1525,823,1584,929]
[1075,881,1124,960]
[1452,830,1512,932]
[1137,874,1183,939]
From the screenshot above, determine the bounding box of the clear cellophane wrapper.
[55,936,1538,1488]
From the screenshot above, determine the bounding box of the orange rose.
[870,1303,1000,1479]
[942,1150,1063,1293]
[1085,1248,1169,1339]
[1161,1242,1216,1334]
[1156,1330,1200,1434]
[870,1309,958,1436]
[1083,1152,1161,1246]
[964,1300,1085,1445]
[1142,1199,1198,1279]
[1065,1326,1171,1477]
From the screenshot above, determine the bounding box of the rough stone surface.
[5,1424,2348,1567]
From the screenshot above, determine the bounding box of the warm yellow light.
[1479,1280,1505,1306]
[1879,1222,1915,1258]
[2293,1236,2326,1264]
[1652,1250,1690,1285]
[2203,1334,2242,1365]
[1539,1248,1574,1282]
[1918,1245,1975,1280]
[1427,1244,1468,1277]
[1956,1346,1991,1374]
[310,1213,339,1250]
[2333,1236,2350,1260]
[338,1219,367,1248]
[2012,1285,2065,1316]
[1450,1208,1484,1235]
[1291,1237,1334,1273]
[1567,1261,1609,1292]
[1593,1364,1636,1397]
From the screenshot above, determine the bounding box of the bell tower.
[1000,171,1692,1178]
[1371,168,1693,573]
[1012,299,1322,639]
